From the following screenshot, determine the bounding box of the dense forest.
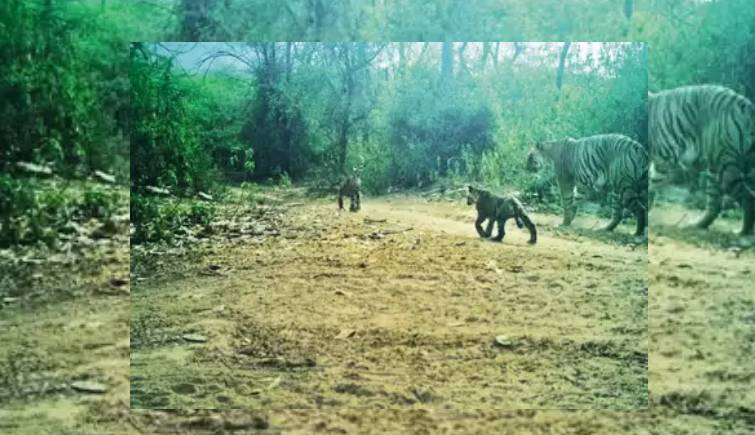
[1,0,755,434]
[131,42,646,190]
[1,0,754,246]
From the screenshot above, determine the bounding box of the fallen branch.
[673,212,689,227]
[382,227,413,235]
[364,218,387,224]
[368,227,414,239]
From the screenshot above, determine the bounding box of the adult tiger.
[527,134,648,237]
[649,84,755,235]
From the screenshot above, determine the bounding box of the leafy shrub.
[186,201,216,227]
[78,187,118,220]
[239,182,259,203]
[130,195,217,244]
[278,172,293,188]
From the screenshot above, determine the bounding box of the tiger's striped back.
[649,84,755,175]
[539,134,648,197]
[572,134,648,193]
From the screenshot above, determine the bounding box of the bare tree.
[441,41,454,84]
[555,42,571,97]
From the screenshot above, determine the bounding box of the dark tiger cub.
[467,186,537,244]
[338,176,361,212]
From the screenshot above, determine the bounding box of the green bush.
[78,187,118,220]
[186,202,216,227]
[130,195,217,245]
[0,176,112,247]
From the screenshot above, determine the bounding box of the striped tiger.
[649,84,755,235]
[527,133,648,237]
[338,175,361,212]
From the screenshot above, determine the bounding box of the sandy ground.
[130,193,648,412]
[1,188,753,434]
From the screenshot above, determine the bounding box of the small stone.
[110,277,128,287]
[93,170,116,184]
[16,161,52,176]
[335,329,356,340]
[334,289,352,297]
[146,186,171,196]
[494,335,514,347]
[183,334,208,343]
[3,297,20,304]
[198,192,213,201]
[71,380,108,394]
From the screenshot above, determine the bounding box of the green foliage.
[79,187,118,220]
[130,194,217,244]
[0,0,173,178]
[129,48,217,195]
[383,66,496,187]
[186,201,216,227]
[277,172,293,188]
[0,175,122,247]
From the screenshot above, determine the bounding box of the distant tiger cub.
[467,186,537,244]
[338,176,361,212]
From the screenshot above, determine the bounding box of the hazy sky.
[155,42,642,76]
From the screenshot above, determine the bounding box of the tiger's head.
[530,138,577,169]
[526,147,542,172]
[467,185,482,206]
[527,140,555,172]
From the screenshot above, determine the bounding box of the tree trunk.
[555,42,571,96]
[441,41,454,85]
[480,42,491,69]
[180,0,217,40]
[338,118,350,175]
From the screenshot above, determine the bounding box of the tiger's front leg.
[602,193,623,232]
[483,218,495,238]
[475,214,489,238]
[690,171,721,229]
[491,218,506,242]
[559,182,576,226]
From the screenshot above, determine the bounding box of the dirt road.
[130,193,647,412]
[3,189,753,434]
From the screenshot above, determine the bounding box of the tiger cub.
[338,176,361,212]
[467,186,537,244]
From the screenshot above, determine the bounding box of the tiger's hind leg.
[690,171,721,229]
[741,194,754,236]
[518,212,537,244]
[635,207,648,237]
